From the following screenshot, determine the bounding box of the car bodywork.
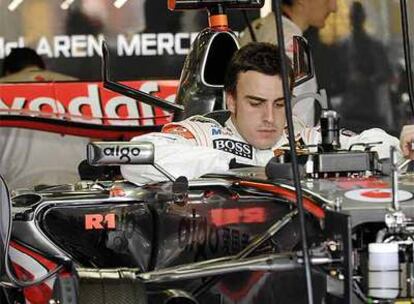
[1,1,414,304]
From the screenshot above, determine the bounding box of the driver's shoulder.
[162,115,227,143]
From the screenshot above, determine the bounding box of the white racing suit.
[121,115,402,185]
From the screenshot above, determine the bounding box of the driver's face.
[306,0,337,28]
[226,71,286,150]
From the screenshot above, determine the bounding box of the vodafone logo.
[0,80,178,127]
[345,188,413,203]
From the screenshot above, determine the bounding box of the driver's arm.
[339,128,402,160]
[400,125,414,160]
[120,131,233,185]
[300,126,403,160]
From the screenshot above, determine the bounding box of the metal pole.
[273,0,314,303]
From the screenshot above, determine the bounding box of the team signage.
[0,80,177,126]
[0,33,200,59]
[87,142,155,165]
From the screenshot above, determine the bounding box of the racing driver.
[238,0,338,128]
[122,42,413,184]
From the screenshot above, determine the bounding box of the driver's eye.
[250,102,261,107]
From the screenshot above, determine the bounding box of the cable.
[273,0,314,303]
[241,11,257,42]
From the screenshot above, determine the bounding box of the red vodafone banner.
[0,80,178,139]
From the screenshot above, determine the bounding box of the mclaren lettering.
[117,33,199,56]
[0,33,199,59]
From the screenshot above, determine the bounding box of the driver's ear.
[226,91,236,114]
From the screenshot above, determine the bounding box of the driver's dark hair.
[224,42,293,96]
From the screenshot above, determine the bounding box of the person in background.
[0,48,87,190]
[0,47,76,82]
[335,2,393,133]
[239,0,337,130]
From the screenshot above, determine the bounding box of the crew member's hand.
[400,125,414,159]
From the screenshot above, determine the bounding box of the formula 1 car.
[4,128,414,304]
[1,146,346,304]
[1,0,414,304]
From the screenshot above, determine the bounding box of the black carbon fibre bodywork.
[175,28,239,118]
[10,177,329,303]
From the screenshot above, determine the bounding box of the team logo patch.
[162,125,195,140]
[213,139,253,159]
[211,127,233,136]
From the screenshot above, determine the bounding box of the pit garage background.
[0,0,413,135]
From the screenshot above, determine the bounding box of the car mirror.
[292,36,314,87]
[87,142,155,166]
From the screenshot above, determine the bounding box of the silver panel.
[87,141,154,166]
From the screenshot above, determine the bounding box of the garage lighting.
[113,0,128,8]
[8,0,24,11]
[61,0,75,10]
